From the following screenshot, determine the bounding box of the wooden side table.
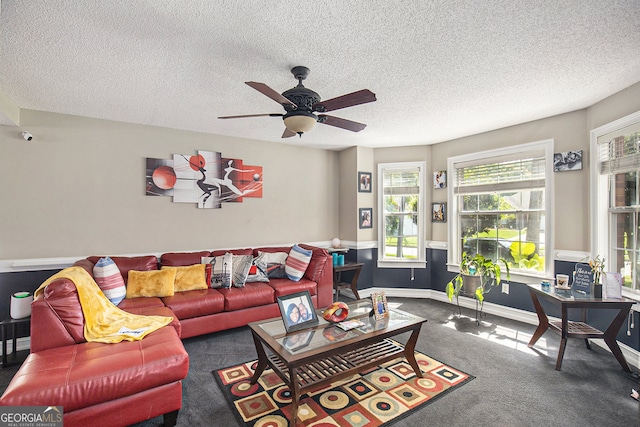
[1,317,30,368]
[333,262,364,301]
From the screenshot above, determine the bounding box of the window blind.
[599,131,640,175]
[454,156,545,195]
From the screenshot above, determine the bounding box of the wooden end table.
[333,262,363,301]
[248,299,426,425]
[527,284,634,372]
[1,317,30,368]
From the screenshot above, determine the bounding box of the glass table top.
[256,299,419,355]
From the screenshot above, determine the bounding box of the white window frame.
[377,161,426,269]
[447,140,555,282]
[590,109,640,299]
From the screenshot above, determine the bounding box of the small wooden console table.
[526,284,634,372]
[332,262,363,301]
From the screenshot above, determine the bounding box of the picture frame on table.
[358,171,372,193]
[277,290,319,333]
[371,292,389,321]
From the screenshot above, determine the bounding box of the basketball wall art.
[146,150,262,209]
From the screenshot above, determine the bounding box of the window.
[448,141,553,280]
[377,162,426,269]
[592,110,640,297]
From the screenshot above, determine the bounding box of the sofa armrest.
[299,244,333,308]
[30,283,81,353]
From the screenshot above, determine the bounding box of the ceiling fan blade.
[218,113,283,119]
[282,128,297,138]
[245,82,297,108]
[318,115,367,132]
[313,89,376,112]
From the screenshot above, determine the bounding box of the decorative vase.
[462,275,482,298]
[592,283,603,298]
[322,301,349,323]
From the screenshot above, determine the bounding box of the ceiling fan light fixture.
[283,113,317,135]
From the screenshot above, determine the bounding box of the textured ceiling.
[1,1,640,150]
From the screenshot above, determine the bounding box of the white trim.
[426,240,448,250]
[590,110,640,284]
[377,161,427,268]
[447,139,554,279]
[554,250,591,262]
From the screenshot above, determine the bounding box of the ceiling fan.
[218,66,376,138]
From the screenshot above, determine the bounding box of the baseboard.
[353,287,640,371]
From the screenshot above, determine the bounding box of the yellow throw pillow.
[162,264,208,292]
[127,269,176,298]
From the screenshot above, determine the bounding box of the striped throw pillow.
[285,244,313,282]
[93,256,127,305]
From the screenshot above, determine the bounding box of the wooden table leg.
[555,304,570,370]
[527,290,549,348]
[350,267,362,300]
[249,332,269,384]
[403,326,424,378]
[289,366,300,425]
[602,307,632,373]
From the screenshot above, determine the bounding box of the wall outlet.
[502,282,510,294]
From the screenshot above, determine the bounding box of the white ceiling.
[1,1,639,150]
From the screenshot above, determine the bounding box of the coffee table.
[248,299,427,425]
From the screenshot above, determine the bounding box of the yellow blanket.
[35,266,173,343]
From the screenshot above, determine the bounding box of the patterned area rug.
[213,347,474,426]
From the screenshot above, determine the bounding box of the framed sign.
[277,290,319,333]
[573,263,593,294]
[371,292,389,320]
[358,171,372,193]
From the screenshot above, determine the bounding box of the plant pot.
[462,275,482,297]
[592,283,603,298]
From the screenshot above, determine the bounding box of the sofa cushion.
[126,269,176,298]
[0,326,188,413]
[211,248,253,257]
[267,277,318,299]
[160,251,211,267]
[87,255,158,285]
[245,252,269,283]
[231,254,253,287]
[261,251,288,279]
[162,288,225,320]
[202,253,233,288]
[299,244,330,282]
[285,244,313,282]
[117,296,165,310]
[162,264,208,292]
[93,256,127,305]
[218,282,275,311]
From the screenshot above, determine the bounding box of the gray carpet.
[2,297,639,426]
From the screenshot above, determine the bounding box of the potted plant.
[445,252,510,305]
[588,255,606,298]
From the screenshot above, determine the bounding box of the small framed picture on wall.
[359,208,373,229]
[432,202,446,222]
[358,172,372,192]
[434,171,446,188]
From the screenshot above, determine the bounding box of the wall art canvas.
[553,150,582,171]
[145,150,262,209]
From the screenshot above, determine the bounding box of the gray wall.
[0,110,340,259]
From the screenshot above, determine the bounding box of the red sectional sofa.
[0,244,332,427]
